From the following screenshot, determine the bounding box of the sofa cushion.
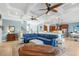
[29,39,44,45]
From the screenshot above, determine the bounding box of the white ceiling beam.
[25,3,38,15]
[22,3,38,19]
[6,3,23,13]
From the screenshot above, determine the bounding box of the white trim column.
[0,17,2,43]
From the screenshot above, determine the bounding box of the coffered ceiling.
[0,3,79,23]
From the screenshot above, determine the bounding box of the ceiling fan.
[39,3,63,14]
[30,13,45,20]
[30,3,63,20]
[30,16,38,20]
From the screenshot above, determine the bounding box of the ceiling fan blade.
[50,3,63,10]
[39,9,47,10]
[36,13,45,18]
[46,10,49,14]
[52,9,58,12]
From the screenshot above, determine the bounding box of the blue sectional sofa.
[23,34,58,47]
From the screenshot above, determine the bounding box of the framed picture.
[9,26,15,32]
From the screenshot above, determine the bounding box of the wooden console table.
[7,34,18,41]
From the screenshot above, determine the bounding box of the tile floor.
[0,38,79,56]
